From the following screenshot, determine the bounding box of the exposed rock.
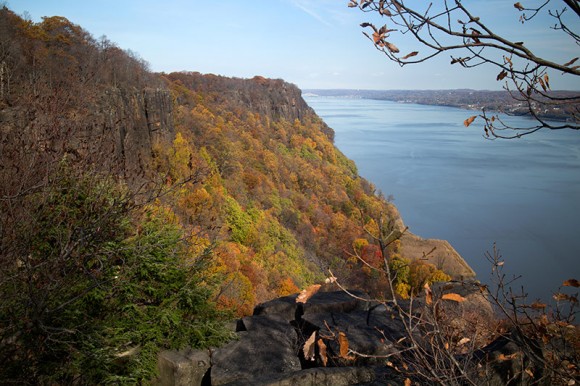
[157,287,553,386]
[210,314,301,385]
[156,348,211,386]
[400,233,476,279]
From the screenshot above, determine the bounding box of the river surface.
[305,95,580,301]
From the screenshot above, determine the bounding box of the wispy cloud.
[289,0,333,27]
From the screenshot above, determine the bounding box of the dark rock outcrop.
[156,285,553,386]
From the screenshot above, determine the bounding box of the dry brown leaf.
[497,70,508,81]
[317,338,328,366]
[525,368,535,378]
[441,293,466,302]
[303,331,316,361]
[563,278,580,287]
[402,51,419,60]
[405,378,412,386]
[514,2,525,11]
[379,7,392,16]
[385,42,400,53]
[338,332,355,360]
[458,337,471,346]
[424,282,433,305]
[498,353,519,361]
[538,77,547,92]
[553,293,579,303]
[464,115,477,127]
[529,301,547,310]
[296,284,321,303]
[563,57,579,67]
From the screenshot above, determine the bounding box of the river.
[305,95,580,301]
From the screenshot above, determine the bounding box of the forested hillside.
[0,7,467,383]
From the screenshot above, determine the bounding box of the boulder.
[210,315,301,385]
[156,348,210,386]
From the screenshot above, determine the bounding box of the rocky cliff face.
[165,72,335,142]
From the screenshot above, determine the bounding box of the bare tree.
[349,0,580,138]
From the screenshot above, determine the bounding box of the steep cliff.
[0,4,474,309]
[0,7,480,383]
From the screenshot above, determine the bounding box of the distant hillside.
[306,89,579,121]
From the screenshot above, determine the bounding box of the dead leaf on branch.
[464,116,477,127]
[303,331,316,361]
[338,332,355,360]
[441,293,466,302]
[563,57,579,67]
[317,339,328,366]
[401,51,419,60]
[529,301,547,310]
[514,2,525,11]
[497,70,508,81]
[424,282,433,305]
[296,284,321,303]
[563,278,580,287]
[553,292,578,303]
[538,76,547,92]
[385,42,400,53]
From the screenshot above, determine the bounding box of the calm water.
[305,95,580,301]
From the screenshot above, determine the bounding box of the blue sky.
[8,0,580,90]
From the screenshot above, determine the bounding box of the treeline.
[0,6,450,383]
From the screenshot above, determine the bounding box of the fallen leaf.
[463,116,477,127]
[441,293,466,302]
[525,368,534,378]
[498,353,519,361]
[296,284,322,303]
[458,337,471,346]
[303,331,316,361]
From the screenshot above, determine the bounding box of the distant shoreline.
[304,89,579,122]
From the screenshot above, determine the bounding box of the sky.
[7,0,580,90]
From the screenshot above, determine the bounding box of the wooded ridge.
[0,7,479,383]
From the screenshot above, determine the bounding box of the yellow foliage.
[168,132,192,180]
[352,238,369,253]
[364,219,380,239]
[278,277,300,297]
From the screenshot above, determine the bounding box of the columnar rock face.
[155,284,538,386]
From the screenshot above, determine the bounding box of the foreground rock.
[156,285,550,385]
